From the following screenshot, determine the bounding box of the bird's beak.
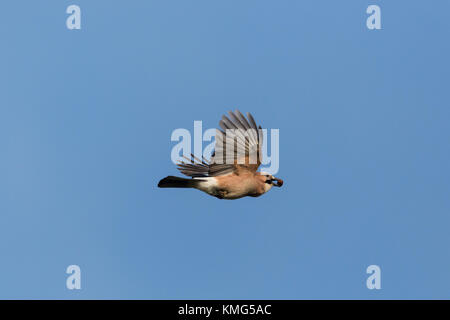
[272,178,283,187]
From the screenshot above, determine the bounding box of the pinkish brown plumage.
[158,110,283,199]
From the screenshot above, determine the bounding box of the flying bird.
[158,110,283,199]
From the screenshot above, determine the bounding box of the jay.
[158,110,283,199]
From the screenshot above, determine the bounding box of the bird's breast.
[212,174,262,199]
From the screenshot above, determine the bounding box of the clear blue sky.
[1,1,450,299]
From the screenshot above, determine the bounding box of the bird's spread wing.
[177,110,263,177]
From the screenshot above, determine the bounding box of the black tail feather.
[158,176,201,188]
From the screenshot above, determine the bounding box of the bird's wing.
[177,110,263,177]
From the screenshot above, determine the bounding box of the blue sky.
[1,1,450,299]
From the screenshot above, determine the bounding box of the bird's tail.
[158,176,201,188]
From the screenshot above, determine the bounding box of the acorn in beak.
[272,178,283,187]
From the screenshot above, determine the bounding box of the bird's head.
[258,171,284,192]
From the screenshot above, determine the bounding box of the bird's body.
[158,110,283,200]
[159,172,272,199]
